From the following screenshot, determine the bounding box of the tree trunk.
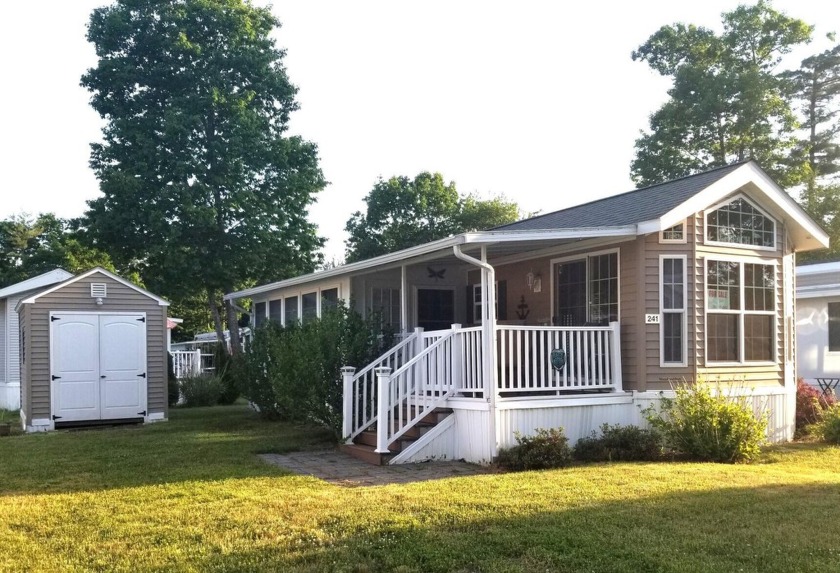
[208,288,226,346]
[225,298,241,356]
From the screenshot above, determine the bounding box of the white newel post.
[193,349,202,375]
[451,323,462,391]
[375,367,392,454]
[609,321,623,392]
[341,366,356,442]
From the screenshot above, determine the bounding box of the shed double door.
[50,313,147,422]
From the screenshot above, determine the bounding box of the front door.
[416,288,455,331]
[52,313,147,422]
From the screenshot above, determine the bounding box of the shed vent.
[90,283,107,298]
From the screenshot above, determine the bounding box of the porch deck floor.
[260,450,495,487]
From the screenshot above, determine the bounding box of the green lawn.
[1,405,839,573]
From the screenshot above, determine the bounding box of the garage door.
[51,313,147,422]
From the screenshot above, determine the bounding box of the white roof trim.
[0,268,74,299]
[797,284,840,299]
[636,162,829,251]
[17,267,170,307]
[225,226,637,300]
[796,262,840,276]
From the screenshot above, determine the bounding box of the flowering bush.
[795,378,836,436]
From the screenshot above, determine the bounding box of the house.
[0,269,74,410]
[795,261,840,387]
[16,267,170,432]
[225,160,829,464]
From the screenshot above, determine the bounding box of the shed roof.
[0,269,74,300]
[17,267,169,308]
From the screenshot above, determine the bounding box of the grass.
[0,405,839,572]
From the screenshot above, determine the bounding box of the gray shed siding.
[22,272,168,421]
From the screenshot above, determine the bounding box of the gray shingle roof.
[495,161,749,231]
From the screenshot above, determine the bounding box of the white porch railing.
[374,330,456,453]
[342,330,421,441]
[170,350,215,379]
[497,322,622,393]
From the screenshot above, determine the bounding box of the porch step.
[344,407,453,466]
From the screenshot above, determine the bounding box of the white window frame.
[369,285,401,330]
[703,255,778,366]
[473,282,499,324]
[660,255,688,367]
[256,283,342,327]
[703,193,777,251]
[549,248,621,325]
[659,221,687,244]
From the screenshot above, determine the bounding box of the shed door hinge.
[52,415,62,421]
[51,316,60,322]
[137,372,146,378]
[51,375,61,381]
[138,411,147,417]
[136,317,146,323]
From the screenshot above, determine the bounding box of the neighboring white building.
[0,269,74,410]
[796,261,840,385]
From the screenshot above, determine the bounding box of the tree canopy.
[630,0,812,187]
[344,172,522,263]
[0,213,118,287]
[80,0,325,350]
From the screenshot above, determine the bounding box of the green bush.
[643,382,767,463]
[816,404,840,444]
[496,428,572,471]
[179,374,223,408]
[213,343,241,405]
[573,424,663,462]
[795,378,836,436]
[239,303,394,438]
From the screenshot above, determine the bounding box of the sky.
[1,1,838,261]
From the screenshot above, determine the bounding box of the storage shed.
[16,268,170,432]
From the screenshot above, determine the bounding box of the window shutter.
[497,280,507,320]
[465,285,474,324]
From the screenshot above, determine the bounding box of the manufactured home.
[796,261,840,389]
[226,161,829,464]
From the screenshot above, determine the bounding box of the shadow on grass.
[0,404,337,496]
[192,481,840,573]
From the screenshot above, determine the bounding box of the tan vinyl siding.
[25,272,168,420]
[643,217,696,391]
[693,193,786,388]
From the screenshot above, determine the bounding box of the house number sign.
[645,314,660,324]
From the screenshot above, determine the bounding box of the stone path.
[260,450,495,486]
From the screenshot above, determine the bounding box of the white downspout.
[453,244,498,460]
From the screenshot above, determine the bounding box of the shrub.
[239,303,395,437]
[643,382,767,463]
[573,424,663,462]
[496,428,572,471]
[213,343,240,405]
[795,378,836,436]
[816,404,840,444]
[167,353,179,407]
[179,374,223,408]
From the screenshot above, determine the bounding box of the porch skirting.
[395,387,795,465]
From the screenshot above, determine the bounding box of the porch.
[341,322,623,465]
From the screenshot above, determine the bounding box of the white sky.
[1,1,837,261]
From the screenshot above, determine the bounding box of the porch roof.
[225,226,637,300]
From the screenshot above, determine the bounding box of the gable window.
[706,196,775,249]
[554,251,618,326]
[661,256,687,366]
[706,259,775,363]
[660,222,686,243]
[829,302,840,352]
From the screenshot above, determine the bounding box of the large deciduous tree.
[81,0,325,351]
[344,172,521,263]
[630,1,812,187]
[0,214,118,287]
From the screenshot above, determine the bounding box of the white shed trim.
[17,267,170,308]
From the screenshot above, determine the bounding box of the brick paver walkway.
[260,450,494,486]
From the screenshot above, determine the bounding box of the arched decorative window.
[706,195,775,249]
